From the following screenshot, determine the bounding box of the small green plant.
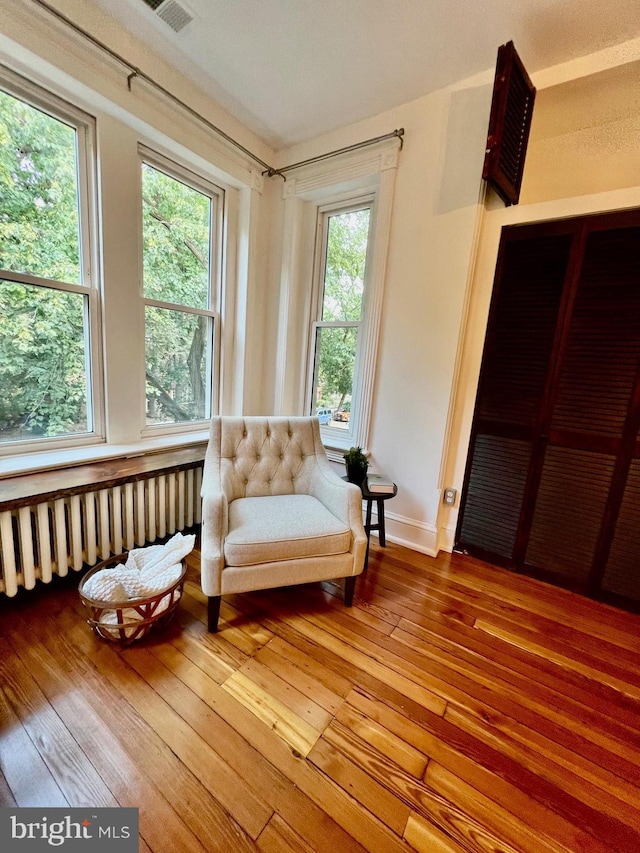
[344,446,369,485]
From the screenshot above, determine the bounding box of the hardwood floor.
[1,541,640,852]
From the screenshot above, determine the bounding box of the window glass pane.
[145,305,210,424]
[0,89,81,283]
[0,280,89,442]
[312,326,357,430]
[142,163,210,309]
[322,208,370,322]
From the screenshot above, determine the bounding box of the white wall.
[522,58,640,204]
[269,76,494,555]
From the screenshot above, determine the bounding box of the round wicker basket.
[78,553,187,644]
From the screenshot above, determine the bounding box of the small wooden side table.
[342,477,398,571]
[344,477,397,567]
[361,479,398,548]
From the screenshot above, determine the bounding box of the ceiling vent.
[482,41,536,206]
[140,0,194,34]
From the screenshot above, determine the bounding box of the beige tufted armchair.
[200,416,368,631]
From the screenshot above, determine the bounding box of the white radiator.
[0,466,203,597]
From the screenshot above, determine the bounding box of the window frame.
[138,145,224,437]
[0,68,103,457]
[306,196,375,449]
[275,144,397,459]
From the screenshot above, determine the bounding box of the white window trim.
[138,145,224,438]
[275,144,398,455]
[0,68,104,458]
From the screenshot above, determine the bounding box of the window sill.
[0,430,210,480]
[325,447,347,465]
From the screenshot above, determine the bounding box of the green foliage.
[142,163,212,424]
[343,445,368,466]
[343,445,369,484]
[0,89,80,282]
[142,163,209,308]
[315,208,370,413]
[0,89,87,441]
[315,325,357,408]
[0,281,87,438]
[322,209,368,323]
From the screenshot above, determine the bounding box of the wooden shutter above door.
[483,41,536,206]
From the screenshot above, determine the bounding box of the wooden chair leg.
[208,595,221,632]
[344,575,356,607]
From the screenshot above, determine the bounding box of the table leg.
[364,498,373,569]
[377,498,386,546]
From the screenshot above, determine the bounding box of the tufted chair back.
[205,416,325,503]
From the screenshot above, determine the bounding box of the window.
[0,77,98,449]
[141,152,221,428]
[308,202,372,444]
[277,148,396,456]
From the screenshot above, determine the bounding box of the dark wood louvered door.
[456,209,640,608]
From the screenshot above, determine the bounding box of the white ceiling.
[91,0,640,150]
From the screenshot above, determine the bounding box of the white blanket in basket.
[82,532,195,602]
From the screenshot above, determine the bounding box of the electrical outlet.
[443,487,457,506]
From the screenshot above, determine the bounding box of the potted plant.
[344,446,369,486]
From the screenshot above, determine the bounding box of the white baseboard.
[365,507,457,558]
[367,507,439,557]
[436,523,457,554]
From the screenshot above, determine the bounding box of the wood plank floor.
[1,541,640,852]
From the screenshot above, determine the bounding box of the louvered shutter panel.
[603,461,640,601]
[458,435,530,558]
[478,234,570,426]
[483,41,536,206]
[457,228,571,561]
[551,228,640,439]
[526,447,615,582]
[538,225,640,589]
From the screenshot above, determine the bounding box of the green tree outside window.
[0,87,89,442]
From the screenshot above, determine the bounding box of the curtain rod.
[265,129,404,179]
[29,0,405,179]
[30,0,272,171]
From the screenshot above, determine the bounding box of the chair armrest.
[312,465,367,575]
[200,424,229,597]
[309,454,367,545]
[200,491,228,596]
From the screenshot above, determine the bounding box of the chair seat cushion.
[224,494,351,567]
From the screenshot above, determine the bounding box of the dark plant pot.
[346,464,368,486]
